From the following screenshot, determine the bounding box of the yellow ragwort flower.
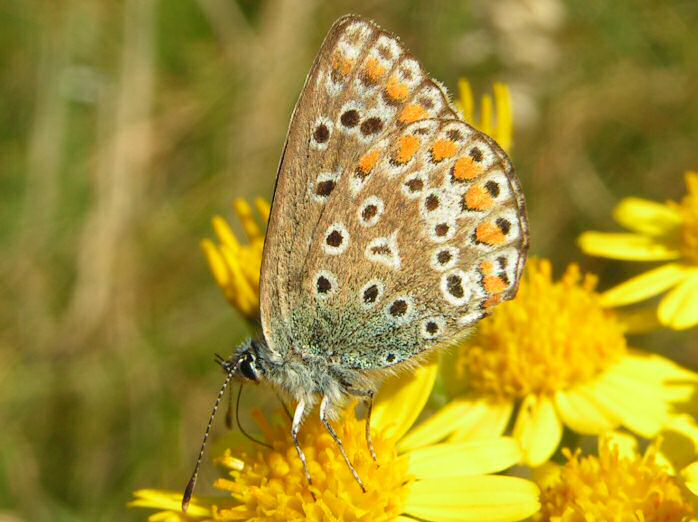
[201,198,269,323]
[131,360,541,522]
[535,432,698,521]
[579,171,698,330]
[399,259,698,467]
[456,79,513,154]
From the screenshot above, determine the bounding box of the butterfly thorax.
[230,337,376,419]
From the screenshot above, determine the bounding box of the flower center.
[678,172,698,263]
[454,259,627,399]
[538,442,694,521]
[212,409,411,521]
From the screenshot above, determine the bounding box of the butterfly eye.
[239,355,259,382]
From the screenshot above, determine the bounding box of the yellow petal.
[129,490,212,518]
[479,94,493,137]
[600,263,687,307]
[613,197,682,236]
[681,461,698,496]
[615,307,661,334]
[200,240,232,290]
[687,171,698,193]
[146,513,187,522]
[404,476,540,522]
[448,399,513,442]
[493,82,513,152]
[600,431,639,460]
[623,352,698,383]
[578,232,680,261]
[458,79,474,123]
[513,395,562,467]
[373,356,438,441]
[658,270,698,330]
[212,215,240,251]
[399,398,513,452]
[532,462,561,491]
[666,415,698,450]
[592,363,667,437]
[219,244,257,308]
[408,438,521,479]
[234,198,262,242]
[620,352,698,402]
[254,197,271,222]
[554,385,619,434]
[398,398,473,452]
[659,418,698,471]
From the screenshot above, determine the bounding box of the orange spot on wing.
[358,150,381,174]
[484,275,507,294]
[332,53,353,77]
[465,186,494,211]
[431,139,458,162]
[476,222,506,246]
[484,295,502,309]
[399,103,428,123]
[364,57,386,82]
[386,76,409,102]
[452,157,481,181]
[393,135,420,164]
[480,261,495,275]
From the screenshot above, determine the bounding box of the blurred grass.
[0,0,697,520]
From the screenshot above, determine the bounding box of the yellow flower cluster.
[579,172,698,330]
[133,81,698,521]
[536,433,697,520]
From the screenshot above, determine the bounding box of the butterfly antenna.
[235,383,273,449]
[217,352,236,430]
[225,381,234,429]
[182,368,233,513]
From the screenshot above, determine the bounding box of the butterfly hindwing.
[298,118,528,369]
[260,15,463,356]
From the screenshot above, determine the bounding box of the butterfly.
[183,14,528,510]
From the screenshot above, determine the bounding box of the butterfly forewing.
[260,15,528,368]
[260,15,461,355]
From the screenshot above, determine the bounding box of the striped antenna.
[182,364,234,512]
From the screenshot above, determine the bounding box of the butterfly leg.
[363,391,378,463]
[345,388,378,462]
[319,395,366,492]
[291,399,313,488]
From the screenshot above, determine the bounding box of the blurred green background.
[1,1,697,520]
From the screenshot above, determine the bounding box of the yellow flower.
[456,79,513,153]
[131,360,541,521]
[201,198,269,322]
[660,415,698,503]
[535,432,698,521]
[579,171,698,330]
[400,259,698,467]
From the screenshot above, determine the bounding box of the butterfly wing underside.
[260,15,528,369]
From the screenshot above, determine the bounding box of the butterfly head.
[220,338,269,383]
